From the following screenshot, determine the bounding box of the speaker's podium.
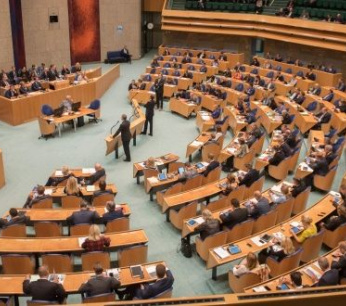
[105,100,145,157]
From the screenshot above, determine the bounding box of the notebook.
[213,247,230,259]
[106,268,120,279]
[146,265,157,278]
[86,185,96,192]
[130,265,144,278]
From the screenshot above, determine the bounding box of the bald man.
[113,114,131,161]
[84,163,106,185]
[60,95,73,112]
[23,265,66,304]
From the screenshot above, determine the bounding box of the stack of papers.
[106,268,120,279]
[270,184,283,194]
[86,185,96,192]
[55,170,63,176]
[191,140,204,147]
[251,236,266,247]
[299,162,313,172]
[201,115,211,121]
[78,237,87,247]
[194,217,205,225]
[227,147,237,154]
[253,286,268,292]
[44,189,53,195]
[48,274,65,284]
[214,247,230,259]
[147,177,159,184]
[82,168,96,174]
[304,267,321,279]
[146,265,157,278]
[272,231,285,242]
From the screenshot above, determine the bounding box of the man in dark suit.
[31,77,44,91]
[0,208,29,228]
[66,201,100,225]
[203,153,220,177]
[219,198,248,230]
[312,257,339,287]
[290,178,306,198]
[113,114,132,162]
[248,191,271,219]
[141,95,155,136]
[102,201,124,224]
[79,263,120,298]
[47,64,59,81]
[314,107,332,130]
[268,146,286,166]
[4,85,18,99]
[322,89,334,102]
[23,185,51,208]
[310,153,329,176]
[92,180,112,199]
[84,163,106,185]
[281,110,293,125]
[134,264,174,299]
[155,75,165,110]
[324,145,337,165]
[239,163,260,187]
[120,46,132,63]
[219,52,227,61]
[331,241,346,279]
[23,265,66,304]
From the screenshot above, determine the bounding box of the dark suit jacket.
[239,169,259,187]
[195,219,220,241]
[220,207,248,229]
[102,210,125,223]
[269,150,286,166]
[249,197,271,219]
[280,143,292,157]
[67,210,100,225]
[203,160,220,177]
[47,70,57,81]
[316,269,339,286]
[93,189,112,198]
[113,120,131,142]
[155,78,165,94]
[79,275,120,297]
[311,158,329,176]
[31,81,43,91]
[29,195,52,208]
[135,270,174,299]
[317,112,332,124]
[0,214,29,228]
[325,152,337,165]
[4,89,17,99]
[331,255,346,278]
[86,168,106,185]
[291,182,306,197]
[23,279,66,304]
[145,99,155,118]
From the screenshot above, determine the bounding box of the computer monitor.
[72,101,81,112]
[53,106,64,117]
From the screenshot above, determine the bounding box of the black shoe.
[123,159,131,162]
[149,133,153,136]
[140,132,146,135]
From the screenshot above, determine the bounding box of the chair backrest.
[323,222,346,249]
[244,176,265,200]
[266,248,303,277]
[235,83,244,92]
[61,195,83,209]
[105,217,130,233]
[2,254,34,274]
[226,219,254,244]
[41,104,54,116]
[252,209,278,234]
[182,175,203,192]
[92,193,115,207]
[201,143,221,162]
[41,254,73,273]
[268,157,290,181]
[250,134,265,156]
[227,185,246,202]
[152,287,173,299]
[170,201,198,230]
[38,117,55,137]
[143,168,160,190]
[81,252,111,271]
[196,231,228,261]
[292,186,311,215]
[27,301,58,306]
[206,197,229,212]
[219,116,230,134]
[203,166,221,185]
[168,162,185,173]
[31,198,53,209]
[288,147,301,172]
[228,271,261,293]
[118,245,148,267]
[34,222,62,237]
[300,230,325,262]
[156,182,183,206]
[89,99,100,110]
[82,293,116,304]
[313,165,338,192]
[1,224,26,237]
[275,197,294,224]
[234,150,255,172]
[306,101,317,111]
[70,223,91,236]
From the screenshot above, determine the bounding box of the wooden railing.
[161,1,346,52]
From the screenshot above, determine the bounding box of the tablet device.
[291,226,301,234]
[261,234,272,242]
[158,173,167,181]
[279,283,289,290]
[187,219,197,226]
[228,245,241,255]
[178,167,185,175]
[196,162,205,169]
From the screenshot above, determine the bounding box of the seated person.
[308,83,321,96]
[221,173,239,196]
[23,185,51,208]
[324,144,337,165]
[102,201,124,223]
[203,153,220,177]
[244,108,256,124]
[331,241,346,279]
[0,208,29,228]
[61,64,70,76]
[290,215,317,244]
[83,163,106,185]
[67,201,100,225]
[278,271,304,289]
[293,91,306,105]
[281,110,292,125]
[137,79,146,90]
[322,89,334,102]
[305,68,316,81]
[134,264,174,299]
[81,224,111,252]
[232,252,259,276]
[283,128,298,149]
[31,77,44,91]
[313,107,332,130]
[128,79,138,90]
[79,263,120,298]
[311,257,339,287]
[287,75,298,87]
[178,162,198,181]
[250,57,260,67]
[205,133,219,145]
[200,65,207,73]
[335,99,346,113]
[239,163,260,187]
[274,101,287,115]
[23,265,66,304]
[248,191,271,219]
[275,72,285,82]
[64,176,83,197]
[336,78,346,92]
[19,81,29,95]
[4,85,18,99]
[211,105,222,119]
[320,205,346,231]
[270,184,290,204]
[266,79,276,92]
[289,178,306,198]
[310,152,329,176]
[222,138,249,172]
[60,95,73,112]
[45,166,73,186]
[195,209,220,241]
[220,198,248,230]
[93,180,113,198]
[268,145,286,166]
[258,236,295,264]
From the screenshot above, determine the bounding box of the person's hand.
[25,274,31,280]
[51,275,59,284]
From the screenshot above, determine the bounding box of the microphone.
[110,121,119,136]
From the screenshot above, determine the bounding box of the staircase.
[262,0,287,15]
[171,0,187,10]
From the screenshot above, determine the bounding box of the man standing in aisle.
[141,95,155,136]
[113,114,131,162]
[155,74,165,110]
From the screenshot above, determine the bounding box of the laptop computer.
[72,101,81,112]
[53,106,64,117]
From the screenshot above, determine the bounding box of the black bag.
[180,238,192,258]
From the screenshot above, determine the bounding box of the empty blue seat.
[41,104,53,116]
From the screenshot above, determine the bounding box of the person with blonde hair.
[259,236,295,264]
[81,224,110,252]
[233,252,259,276]
[195,209,220,241]
[291,215,317,243]
[64,176,82,197]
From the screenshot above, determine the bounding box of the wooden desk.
[133,153,179,184]
[196,111,215,132]
[250,101,282,134]
[0,149,5,188]
[206,194,335,279]
[0,260,165,296]
[186,133,212,161]
[49,79,70,90]
[0,229,148,254]
[2,204,130,223]
[169,97,199,118]
[41,107,97,137]
[105,100,145,157]
[0,66,119,126]
[224,106,248,133]
[49,167,101,180]
[141,73,192,91]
